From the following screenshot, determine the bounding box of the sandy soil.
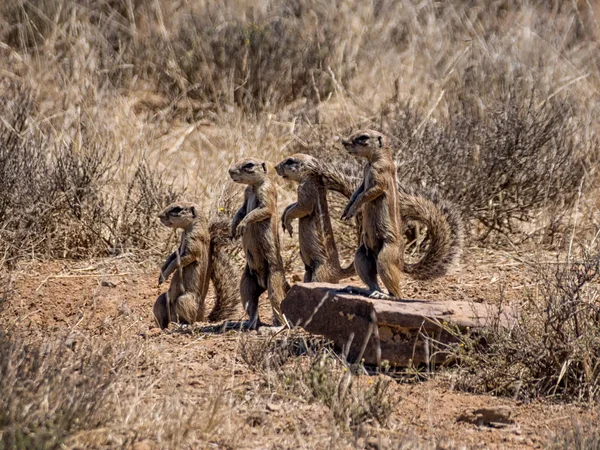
[1,248,591,449]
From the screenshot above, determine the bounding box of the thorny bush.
[297,89,597,244]
[448,243,600,402]
[0,81,180,266]
[0,333,125,450]
[383,92,596,243]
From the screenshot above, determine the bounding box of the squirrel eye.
[170,206,182,215]
[356,135,369,142]
[242,162,254,170]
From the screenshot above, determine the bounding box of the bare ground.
[2,248,593,449]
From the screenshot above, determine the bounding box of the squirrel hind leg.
[153,293,170,329]
[175,293,202,324]
[241,265,265,329]
[376,243,403,298]
[355,244,381,292]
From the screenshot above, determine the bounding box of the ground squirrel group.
[154,130,464,330]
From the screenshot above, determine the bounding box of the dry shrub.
[278,349,395,431]
[297,89,596,245]
[240,330,322,373]
[0,333,127,449]
[0,82,180,265]
[0,0,144,86]
[449,243,600,402]
[136,0,359,113]
[382,92,597,243]
[0,328,205,449]
[112,161,181,252]
[241,332,396,431]
[0,0,363,113]
[240,332,293,372]
[286,0,600,245]
[549,419,600,450]
[2,0,599,251]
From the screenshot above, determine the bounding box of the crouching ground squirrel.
[229,158,290,329]
[341,130,463,298]
[153,202,239,329]
[275,154,355,283]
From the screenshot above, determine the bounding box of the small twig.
[35,272,132,291]
[411,90,445,138]
[535,74,590,110]
[567,176,585,265]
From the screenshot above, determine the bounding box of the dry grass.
[0,328,235,449]
[0,80,181,266]
[0,333,125,449]
[382,93,597,243]
[550,419,600,450]
[2,0,600,447]
[240,331,397,432]
[2,1,599,248]
[446,242,600,402]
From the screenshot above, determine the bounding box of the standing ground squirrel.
[275,153,355,283]
[341,130,463,297]
[153,202,239,329]
[229,158,290,329]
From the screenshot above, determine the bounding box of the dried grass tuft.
[447,243,600,402]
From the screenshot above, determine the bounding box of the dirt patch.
[0,250,589,448]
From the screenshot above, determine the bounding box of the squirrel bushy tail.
[339,262,356,279]
[315,160,360,199]
[207,216,240,322]
[312,157,463,280]
[398,187,464,280]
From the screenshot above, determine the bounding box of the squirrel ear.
[190,205,197,218]
[378,136,383,147]
[262,162,267,172]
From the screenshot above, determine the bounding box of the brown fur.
[206,216,242,321]
[275,154,355,283]
[396,186,463,280]
[153,202,239,329]
[315,156,463,281]
[341,130,404,296]
[229,158,290,329]
[341,130,463,297]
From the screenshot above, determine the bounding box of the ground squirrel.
[275,153,355,283]
[318,153,463,281]
[153,202,239,329]
[341,130,463,297]
[229,158,290,329]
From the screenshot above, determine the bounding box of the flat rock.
[281,283,513,367]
